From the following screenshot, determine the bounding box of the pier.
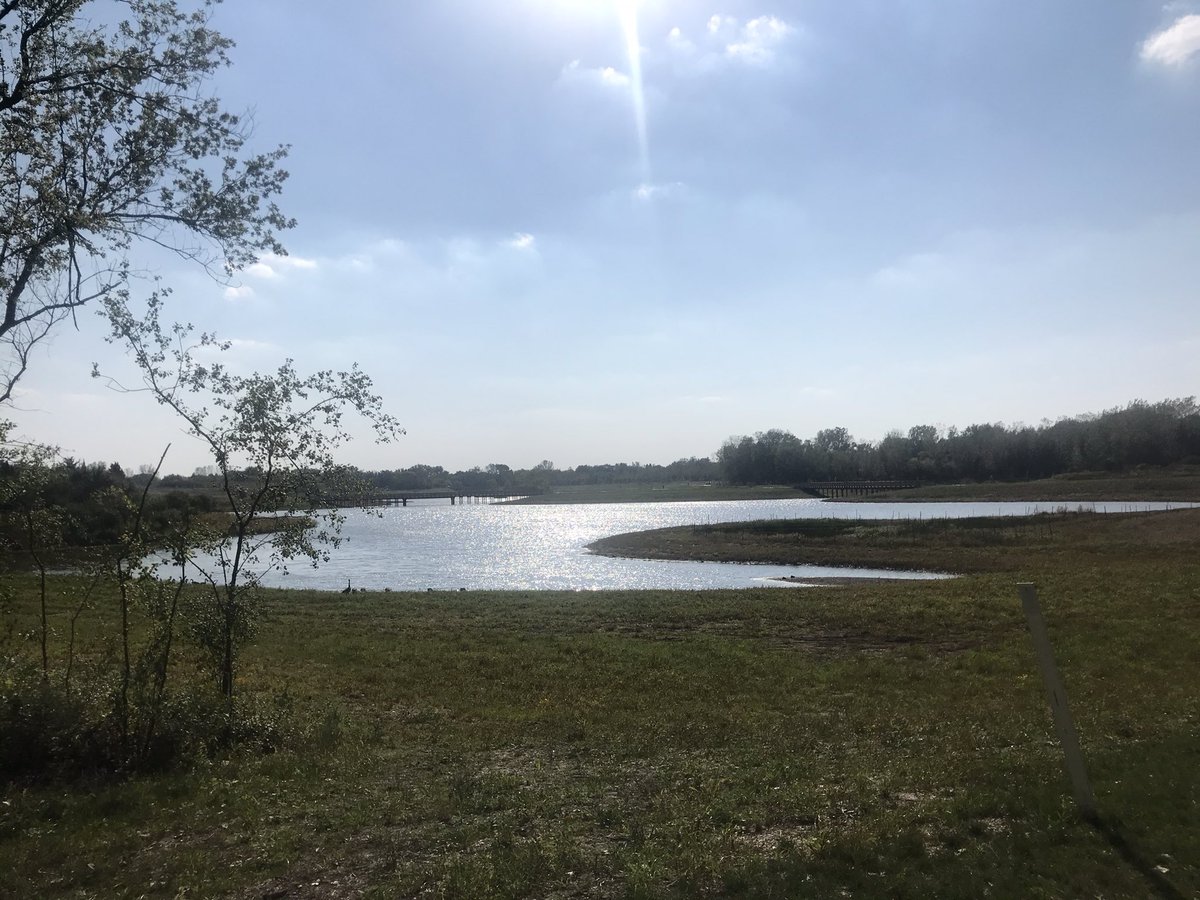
[801,480,920,498]
[374,491,524,507]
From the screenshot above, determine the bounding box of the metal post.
[1017,583,1095,818]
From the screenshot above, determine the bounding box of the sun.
[552,0,643,8]
[544,0,648,20]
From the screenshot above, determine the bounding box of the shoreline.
[768,573,942,586]
[586,507,1200,575]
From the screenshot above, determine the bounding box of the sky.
[7,0,1200,474]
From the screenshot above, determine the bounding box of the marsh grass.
[592,509,1197,575]
[1,511,1197,897]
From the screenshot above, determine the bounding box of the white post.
[1017,583,1096,818]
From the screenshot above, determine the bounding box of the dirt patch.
[734,823,820,854]
[244,860,379,899]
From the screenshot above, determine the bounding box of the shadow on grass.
[1091,815,1186,900]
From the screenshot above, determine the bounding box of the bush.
[0,666,336,785]
[0,673,116,782]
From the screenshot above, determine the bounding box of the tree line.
[362,456,721,495]
[128,397,1200,498]
[717,398,1200,485]
[143,456,724,498]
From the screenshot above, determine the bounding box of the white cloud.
[666,14,795,71]
[1140,14,1200,67]
[871,252,953,291]
[506,232,537,251]
[315,234,546,291]
[666,26,694,54]
[726,16,793,65]
[633,181,686,201]
[599,66,631,88]
[245,252,319,280]
[559,59,631,89]
[245,261,279,279]
[332,238,409,274]
[707,15,736,36]
[223,284,255,301]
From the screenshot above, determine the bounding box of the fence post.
[1017,582,1095,818]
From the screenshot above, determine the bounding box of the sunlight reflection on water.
[180,497,1193,592]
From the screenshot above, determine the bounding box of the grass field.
[851,467,1200,502]
[1,511,1198,897]
[588,507,1200,575]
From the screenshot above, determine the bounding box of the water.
[180,497,1194,592]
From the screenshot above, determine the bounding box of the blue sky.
[10,0,1200,472]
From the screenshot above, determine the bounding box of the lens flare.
[615,0,650,183]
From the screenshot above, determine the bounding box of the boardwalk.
[374,491,525,506]
[801,480,920,498]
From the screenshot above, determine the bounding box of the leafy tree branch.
[1,0,294,402]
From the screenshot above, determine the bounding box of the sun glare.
[553,0,644,8]
[616,0,650,182]
[543,0,651,180]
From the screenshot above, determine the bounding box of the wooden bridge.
[801,480,920,498]
[374,491,525,507]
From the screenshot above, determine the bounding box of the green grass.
[855,466,1200,502]
[588,508,1200,575]
[1,511,1198,897]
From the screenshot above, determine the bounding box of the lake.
[196,497,1193,592]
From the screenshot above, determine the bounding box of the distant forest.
[110,396,1200,495]
[157,456,722,498]
[717,397,1200,485]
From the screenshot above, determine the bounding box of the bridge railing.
[800,481,921,498]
